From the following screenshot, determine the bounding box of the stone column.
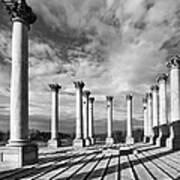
[83,90,91,146]
[106,96,114,145]
[151,85,159,145]
[126,94,134,144]
[89,97,95,145]
[48,84,61,148]
[166,55,180,150]
[0,0,37,167]
[73,81,85,147]
[143,97,149,143]
[156,74,169,146]
[147,93,153,144]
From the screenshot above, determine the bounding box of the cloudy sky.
[0,0,180,134]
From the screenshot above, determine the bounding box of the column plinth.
[106,96,114,145]
[89,97,95,145]
[126,94,134,144]
[0,0,38,167]
[143,97,149,143]
[83,90,91,146]
[73,81,85,147]
[48,84,61,148]
[155,74,169,146]
[166,55,180,150]
[151,85,159,145]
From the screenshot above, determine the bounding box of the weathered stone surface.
[166,55,180,150]
[83,90,91,147]
[0,144,38,168]
[106,137,114,145]
[73,138,85,148]
[48,84,61,148]
[0,0,38,167]
[73,81,85,147]
[126,94,134,144]
[106,96,114,145]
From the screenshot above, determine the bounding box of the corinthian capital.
[143,97,147,108]
[156,73,168,83]
[83,90,91,98]
[167,55,180,69]
[73,81,85,89]
[151,85,159,92]
[126,94,133,100]
[146,92,152,99]
[49,84,61,92]
[89,97,95,103]
[106,96,113,101]
[2,0,37,24]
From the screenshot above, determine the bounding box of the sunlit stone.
[83,90,91,146]
[151,85,159,144]
[147,93,153,144]
[0,0,37,167]
[48,84,61,148]
[166,55,180,150]
[89,97,95,145]
[156,74,169,147]
[73,81,85,147]
[126,94,134,145]
[143,97,149,143]
[106,96,114,145]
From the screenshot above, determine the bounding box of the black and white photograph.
[0,0,180,179]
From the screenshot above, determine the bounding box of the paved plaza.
[1,144,180,180]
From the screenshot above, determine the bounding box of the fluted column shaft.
[106,96,114,145]
[127,95,133,137]
[151,85,159,128]
[147,93,153,138]
[156,74,169,146]
[5,1,37,146]
[107,97,113,138]
[49,84,61,140]
[143,98,148,142]
[150,85,159,144]
[74,82,84,139]
[83,91,91,146]
[73,81,85,147]
[158,75,168,125]
[166,56,180,150]
[126,94,134,144]
[169,66,180,122]
[89,97,95,144]
[0,0,38,167]
[9,19,29,144]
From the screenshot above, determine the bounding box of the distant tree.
[113,131,125,143]
[28,129,72,142]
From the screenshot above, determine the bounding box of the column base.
[84,138,91,146]
[166,136,180,150]
[156,124,169,147]
[89,138,95,145]
[126,136,134,145]
[149,136,154,144]
[73,138,85,148]
[152,126,159,145]
[106,137,114,145]
[143,136,150,143]
[0,143,38,168]
[166,121,180,150]
[48,139,61,148]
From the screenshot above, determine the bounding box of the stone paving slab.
[0,144,180,179]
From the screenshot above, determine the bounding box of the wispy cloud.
[0,0,180,132]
